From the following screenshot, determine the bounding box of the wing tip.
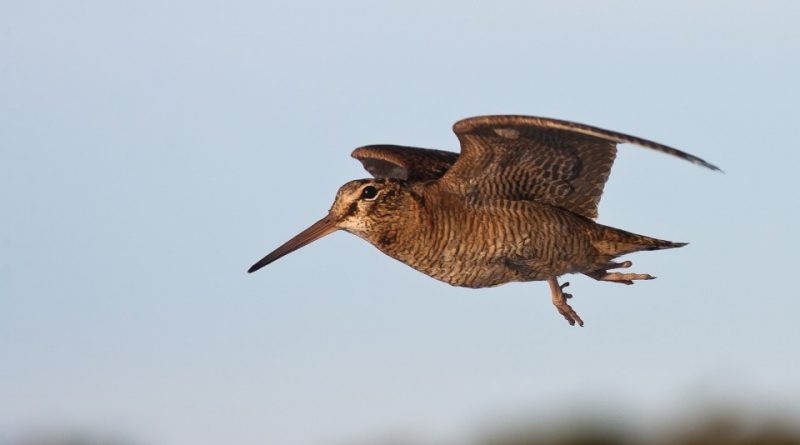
[706,161,724,173]
[350,146,371,160]
[687,156,723,173]
[455,114,723,174]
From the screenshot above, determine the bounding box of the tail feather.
[593,227,687,259]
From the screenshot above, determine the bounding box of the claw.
[561,281,572,299]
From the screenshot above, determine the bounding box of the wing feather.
[441,115,719,219]
[351,145,459,181]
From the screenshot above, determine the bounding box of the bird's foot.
[547,277,584,327]
[585,261,655,285]
[606,260,632,269]
[597,272,655,285]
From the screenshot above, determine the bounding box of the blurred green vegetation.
[477,412,800,445]
[9,409,800,445]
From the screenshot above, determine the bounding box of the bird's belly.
[413,254,579,288]
[371,200,599,288]
[381,208,595,288]
[383,235,588,289]
[416,258,544,288]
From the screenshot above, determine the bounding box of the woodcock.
[248,115,719,326]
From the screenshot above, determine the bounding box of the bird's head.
[247,178,408,273]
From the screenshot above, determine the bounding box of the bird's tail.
[592,226,687,259]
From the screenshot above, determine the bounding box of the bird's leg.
[547,277,584,327]
[584,260,654,285]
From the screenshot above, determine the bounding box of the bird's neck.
[361,187,429,260]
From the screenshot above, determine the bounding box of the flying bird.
[248,115,719,326]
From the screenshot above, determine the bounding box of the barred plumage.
[249,115,717,326]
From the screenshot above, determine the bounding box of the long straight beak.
[247,215,338,273]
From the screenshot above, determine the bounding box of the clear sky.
[2,2,799,445]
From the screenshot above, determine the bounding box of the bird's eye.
[361,185,378,200]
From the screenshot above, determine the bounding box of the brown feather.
[351,145,458,181]
[250,115,719,326]
[441,115,719,219]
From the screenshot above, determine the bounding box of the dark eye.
[361,185,378,200]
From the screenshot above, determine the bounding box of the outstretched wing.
[441,115,719,219]
[351,145,459,181]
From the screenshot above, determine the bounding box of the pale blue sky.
[2,1,799,444]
